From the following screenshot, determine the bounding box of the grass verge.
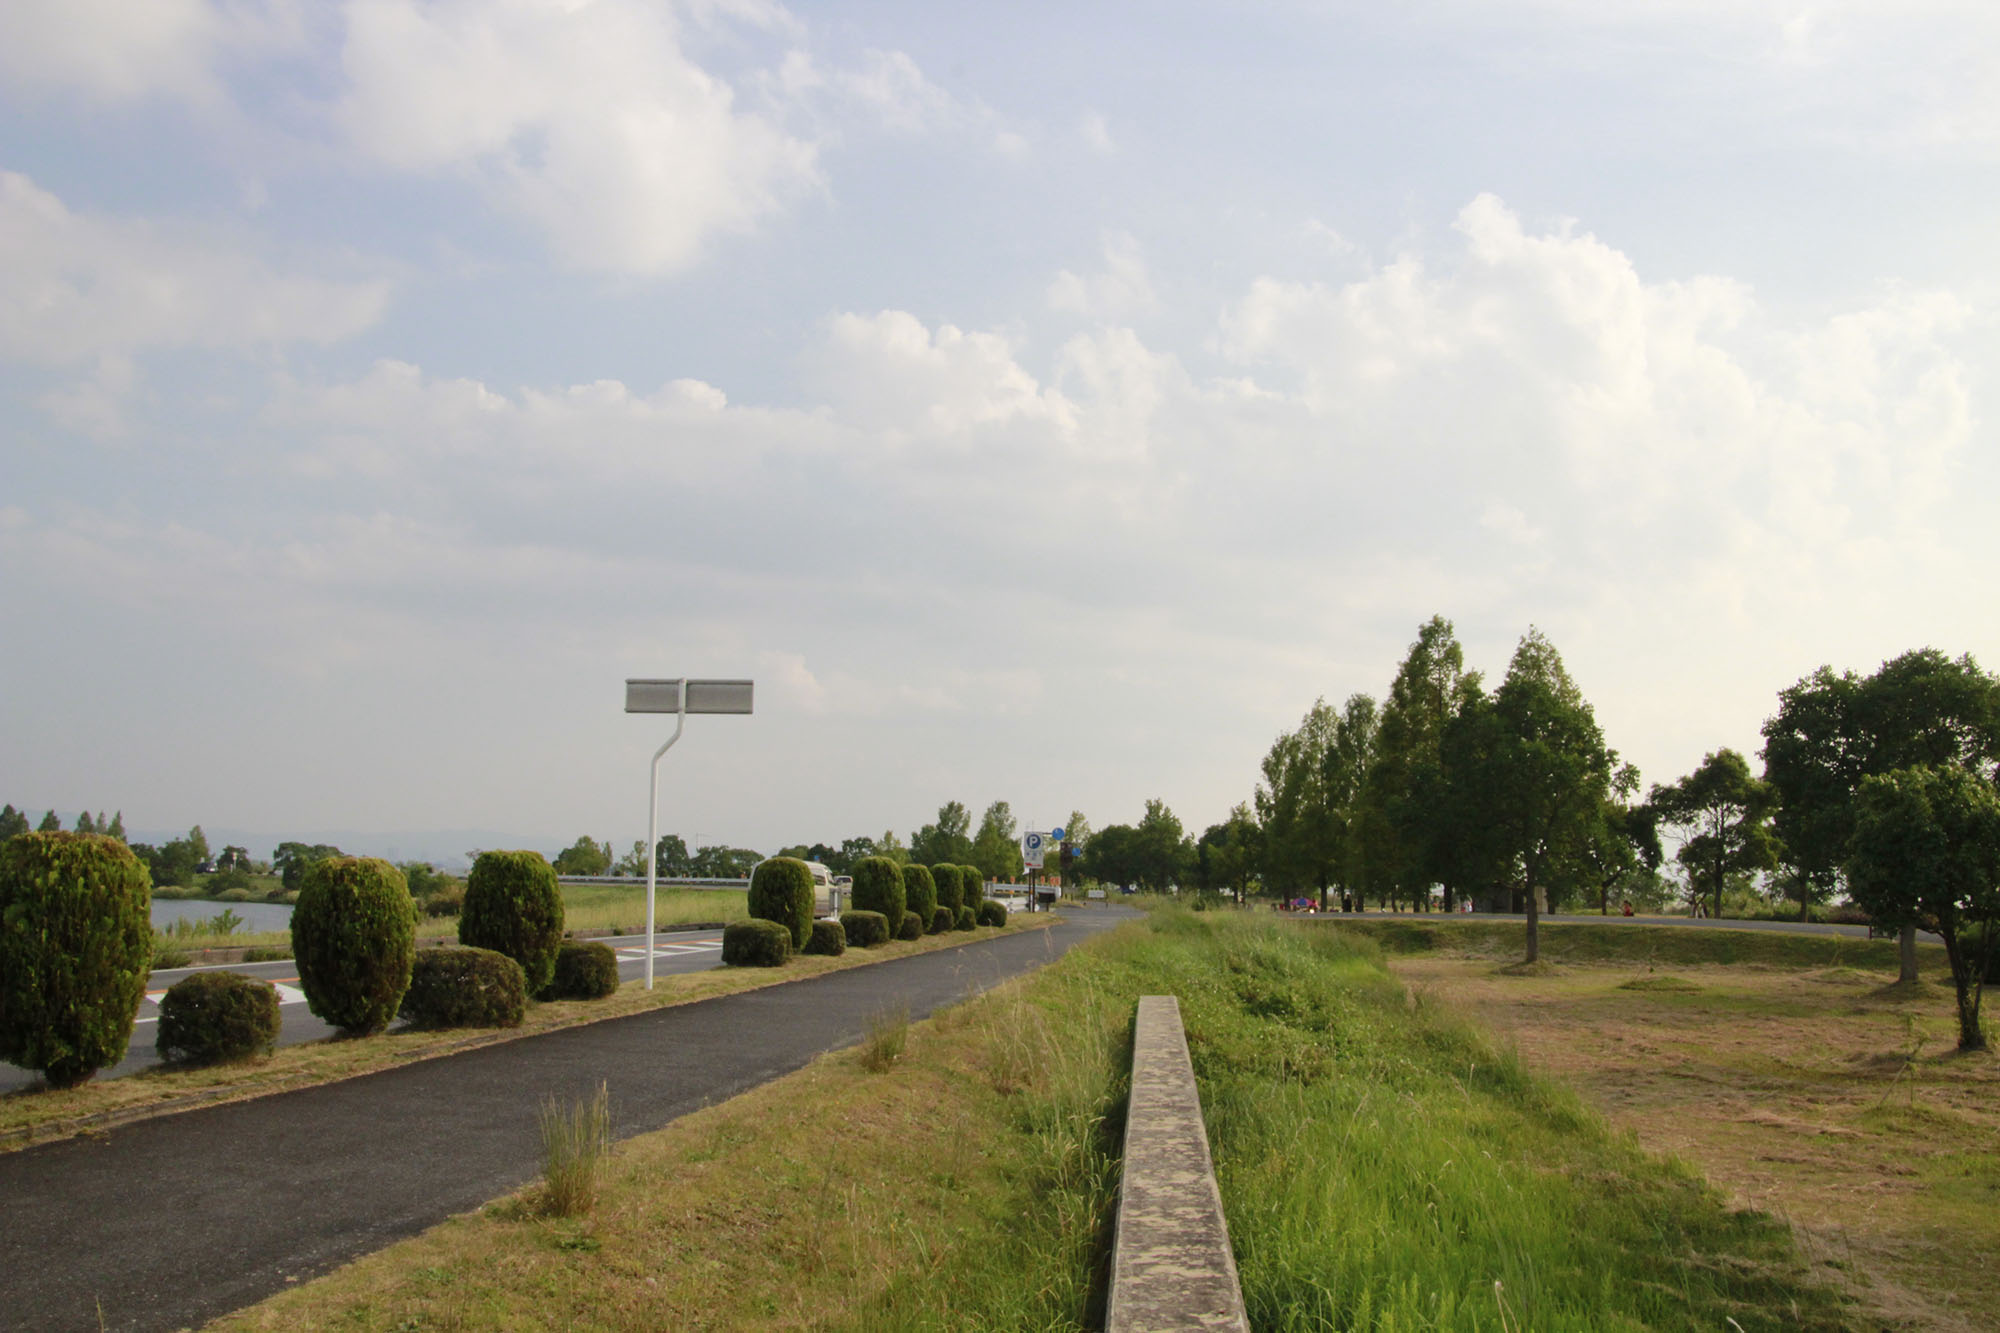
[0,917,1045,1154]
[212,911,1853,1332]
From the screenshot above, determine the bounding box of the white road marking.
[615,939,722,960]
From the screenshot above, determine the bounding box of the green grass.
[558,883,747,933]
[1319,916,1939,972]
[1051,912,1853,1332]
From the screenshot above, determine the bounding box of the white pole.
[644,684,688,990]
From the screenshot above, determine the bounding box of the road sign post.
[626,678,753,989]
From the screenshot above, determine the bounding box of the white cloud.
[1078,109,1115,154]
[1048,232,1161,322]
[335,0,820,275]
[0,170,390,367]
[0,0,302,106]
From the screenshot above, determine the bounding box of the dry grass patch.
[0,917,1050,1153]
[208,974,1120,1333]
[1389,953,2000,1332]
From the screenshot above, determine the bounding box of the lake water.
[151,899,294,933]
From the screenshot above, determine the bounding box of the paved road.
[0,929,730,1095]
[0,908,1134,1333]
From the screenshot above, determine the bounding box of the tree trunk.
[1899,924,1919,985]
[1524,883,1540,963]
[1940,931,1987,1051]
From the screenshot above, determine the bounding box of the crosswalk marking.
[615,939,722,960]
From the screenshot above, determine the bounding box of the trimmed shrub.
[960,865,985,910]
[0,831,153,1087]
[897,909,925,941]
[954,904,976,931]
[461,851,565,996]
[840,910,889,947]
[930,863,964,914]
[902,863,938,932]
[723,918,793,967]
[546,941,620,1000]
[977,899,1008,928]
[291,856,417,1036]
[399,946,526,1029]
[850,857,906,937]
[931,906,955,935]
[804,918,847,956]
[749,857,816,949]
[156,972,280,1064]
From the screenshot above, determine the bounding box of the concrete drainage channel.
[1107,995,1251,1333]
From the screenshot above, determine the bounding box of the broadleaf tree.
[1847,765,2000,1050]
[1649,750,1779,919]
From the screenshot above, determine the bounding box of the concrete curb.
[1107,994,1249,1333]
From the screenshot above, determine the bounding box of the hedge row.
[0,839,624,1088]
[721,860,1014,971]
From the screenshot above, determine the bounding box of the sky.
[3,0,1997,860]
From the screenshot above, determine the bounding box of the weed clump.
[538,1081,611,1217]
[856,1003,908,1072]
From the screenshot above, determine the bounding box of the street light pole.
[626,678,754,991]
[643,682,686,991]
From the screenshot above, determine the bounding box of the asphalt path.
[0,907,1133,1333]
[0,928,731,1095]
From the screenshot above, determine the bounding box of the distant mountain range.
[123,826,565,871]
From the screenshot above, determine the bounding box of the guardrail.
[1107,995,1250,1333]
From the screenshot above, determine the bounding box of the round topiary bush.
[960,865,985,910]
[749,857,816,950]
[460,851,565,997]
[902,863,937,933]
[291,856,417,1036]
[977,899,1008,928]
[399,946,526,1029]
[930,863,964,914]
[156,972,280,1064]
[840,910,889,947]
[850,857,905,938]
[896,909,924,941]
[930,906,955,935]
[954,904,976,931]
[723,918,793,967]
[546,940,620,1000]
[804,918,846,956]
[0,831,153,1088]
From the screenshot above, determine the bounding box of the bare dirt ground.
[1391,955,2000,1333]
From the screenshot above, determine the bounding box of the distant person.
[1621,899,1633,916]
